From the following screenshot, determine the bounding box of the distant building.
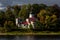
[16,13,36,29]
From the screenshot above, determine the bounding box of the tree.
[0,11,5,27]
[39,4,47,10]
[31,4,40,16]
[18,5,29,20]
[4,21,16,32]
[49,14,57,29]
[37,9,58,30]
[37,9,46,24]
[5,6,15,21]
[12,5,21,17]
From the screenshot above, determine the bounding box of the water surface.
[0,35,60,40]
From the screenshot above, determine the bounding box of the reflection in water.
[0,35,60,40]
[26,36,34,40]
[15,36,34,40]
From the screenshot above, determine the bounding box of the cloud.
[0,0,60,6]
[0,7,5,10]
[0,3,3,6]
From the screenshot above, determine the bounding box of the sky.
[0,0,60,10]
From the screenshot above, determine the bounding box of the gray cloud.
[0,0,60,6]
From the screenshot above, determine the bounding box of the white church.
[16,13,36,29]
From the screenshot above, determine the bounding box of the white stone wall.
[16,18,18,26]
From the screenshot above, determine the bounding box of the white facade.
[16,18,18,26]
[26,19,30,28]
[30,21,34,28]
[26,19,29,22]
[29,14,33,18]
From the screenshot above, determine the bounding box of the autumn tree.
[37,9,58,30]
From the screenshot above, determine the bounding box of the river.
[0,35,60,40]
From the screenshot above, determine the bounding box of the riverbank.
[0,32,60,35]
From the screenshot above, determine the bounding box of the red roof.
[22,21,28,25]
[17,16,36,25]
[29,17,35,22]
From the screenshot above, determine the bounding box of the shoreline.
[0,32,60,35]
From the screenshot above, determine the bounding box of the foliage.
[4,21,16,32]
[34,20,45,31]
[18,5,29,20]
[0,4,60,32]
[0,11,5,27]
[37,9,58,30]
[12,5,21,17]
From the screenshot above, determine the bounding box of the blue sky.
[0,0,60,7]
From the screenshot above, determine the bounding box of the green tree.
[39,4,47,10]
[35,20,44,30]
[5,6,15,21]
[18,5,29,20]
[32,4,40,16]
[0,11,5,27]
[4,21,16,32]
[12,5,21,17]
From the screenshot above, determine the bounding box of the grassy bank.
[0,32,60,35]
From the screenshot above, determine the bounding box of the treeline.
[0,4,60,32]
